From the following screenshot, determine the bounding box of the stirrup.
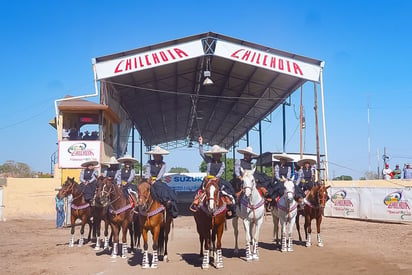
[189,203,198,213]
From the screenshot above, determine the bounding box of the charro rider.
[192,136,236,219]
[295,158,317,207]
[117,155,139,203]
[145,146,179,218]
[79,160,99,206]
[101,156,121,185]
[264,153,293,204]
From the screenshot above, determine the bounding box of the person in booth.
[191,136,236,219]
[79,160,99,206]
[145,146,179,218]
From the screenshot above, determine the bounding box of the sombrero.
[297,158,316,167]
[205,145,228,155]
[101,156,120,167]
[237,146,259,157]
[145,146,170,155]
[272,153,294,162]
[81,160,99,168]
[117,155,139,164]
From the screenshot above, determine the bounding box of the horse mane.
[306,184,320,203]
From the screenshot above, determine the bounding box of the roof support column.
[259,120,263,172]
[319,63,329,181]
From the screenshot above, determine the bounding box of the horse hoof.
[252,255,259,260]
[111,254,117,259]
[216,263,224,269]
[121,255,127,259]
[151,264,158,269]
[164,255,169,262]
[287,248,294,252]
[317,242,324,247]
[201,264,209,269]
[142,264,150,269]
[246,256,253,261]
[94,246,100,251]
[306,242,311,247]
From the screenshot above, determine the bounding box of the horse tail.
[158,226,165,256]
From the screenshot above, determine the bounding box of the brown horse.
[296,184,330,247]
[56,177,93,247]
[193,177,227,269]
[96,177,135,258]
[136,180,173,269]
[91,176,110,251]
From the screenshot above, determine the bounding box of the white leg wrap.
[69,234,75,247]
[78,234,84,247]
[245,243,253,261]
[216,249,223,268]
[151,250,158,269]
[111,243,118,258]
[281,236,287,252]
[94,238,101,250]
[287,235,293,252]
[252,241,259,260]
[202,249,209,269]
[121,243,128,259]
[104,236,109,250]
[142,250,150,269]
[306,234,312,247]
[317,233,323,247]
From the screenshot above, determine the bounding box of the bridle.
[137,184,154,212]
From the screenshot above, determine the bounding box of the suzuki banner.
[163,173,206,192]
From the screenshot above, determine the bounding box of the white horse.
[234,169,265,261]
[271,178,298,252]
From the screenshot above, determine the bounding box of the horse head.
[57,177,77,199]
[136,181,152,211]
[204,177,220,214]
[95,176,111,207]
[318,184,331,210]
[283,178,295,204]
[242,168,256,199]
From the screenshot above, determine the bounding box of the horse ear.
[326,185,331,189]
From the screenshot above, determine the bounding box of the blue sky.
[1,1,411,179]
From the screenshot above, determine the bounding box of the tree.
[0,160,33,177]
[169,167,189,173]
[332,175,352,181]
[361,171,379,180]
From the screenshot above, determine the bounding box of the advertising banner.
[95,40,205,80]
[324,187,412,222]
[163,173,206,192]
[215,40,321,82]
[58,141,101,168]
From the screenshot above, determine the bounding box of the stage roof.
[93,32,323,149]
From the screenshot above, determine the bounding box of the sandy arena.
[1,208,411,275]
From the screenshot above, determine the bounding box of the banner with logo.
[163,173,206,192]
[324,187,412,222]
[214,40,321,82]
[95,40,205,80]
[58,141,101,168]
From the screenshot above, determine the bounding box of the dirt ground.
[1,208,412,275]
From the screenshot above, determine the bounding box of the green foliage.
[169,167,189,173]
[332,175,353,181]
[0,160,34,177]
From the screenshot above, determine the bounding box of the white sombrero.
[237,146,259,157]
[81,160,99,168]
[101,156,120,167]
[117,155,139,164]
[297,158,316,167]
[272,153,294,162]
[205,145,228,155]
[145,146,170,155]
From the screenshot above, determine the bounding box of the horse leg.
[288,217,296,252]
[296,211,302,242]
[215,221,224,269]
[78,218,86,247]
[163,217,172,262]
[232,215,239,255]
[94,217,101,250]
[316,215,323,247]
[201,228,210,269]
[141,227,150,269]
[111,223,119,258]
[103,217,110,250]
[271,208,280,246]
[305,215,312,247]
[280,219,287,252]
[68,213,76,247]
[242,219,253,261]
[121,221,129,259]
[253,215,264,260]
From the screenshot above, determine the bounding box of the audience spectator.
[404,164,412,179]
[83,131,92,140]
[68,128,79,140]
[392,164,402,179]
[91,131,99,140]
[382,163,392,180]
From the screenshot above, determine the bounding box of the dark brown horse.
[56,177,93,247]
[96,177,136,258]
[296,184,330,247]
[136,180,173,269]
[193,177,227,269]
[92,176,110,250]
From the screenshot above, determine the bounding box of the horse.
[91,176,111,250]
[297,184,330,247]
[234,169,265,261]
[271,178,298,252]
[56,177,93,247]
[136,180,173,269]
[96,177,136,258]
[193,177,227,269]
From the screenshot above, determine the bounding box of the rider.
[193,136,236,219]
[117,155,139,204]
[79,160,99,206]
[265,153,293,203]
[101,156,121,185]
[145,146,179,219]
[295,158,316,207]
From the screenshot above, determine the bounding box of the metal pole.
[314,83,321,184]
[282,103,286,153]
[319,62,329,181]
[132,125,135,158]
[140,134,143,178]
[259,120,263,172]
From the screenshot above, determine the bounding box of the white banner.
[95,40,205,80]
[58,141,101,168]
[324,187,412,222]
[163,173,206,192]
[215,40,321,82]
